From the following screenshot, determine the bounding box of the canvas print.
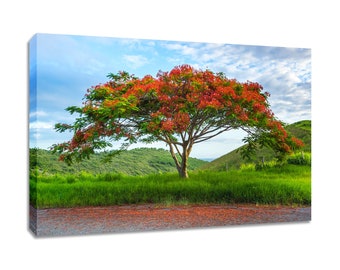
[29,33,311,237]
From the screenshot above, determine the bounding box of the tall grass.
[30,164,311,209]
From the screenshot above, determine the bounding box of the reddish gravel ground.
[29,204,311,237]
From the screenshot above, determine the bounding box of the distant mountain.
[199,120,311,172]
[29,147,208,175]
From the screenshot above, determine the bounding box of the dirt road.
[29,204,311,237]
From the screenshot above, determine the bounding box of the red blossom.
[161,119,175,131]
[53,64,303,176]
[291,136,305,148]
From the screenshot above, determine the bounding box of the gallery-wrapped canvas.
[29,33,311,237]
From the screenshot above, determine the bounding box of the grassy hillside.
[200,120,311,172]
[30,147,207,176]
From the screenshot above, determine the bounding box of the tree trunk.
[168,143,189,178]
[178,167,189,178]
[179,147,189,178]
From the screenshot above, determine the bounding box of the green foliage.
[30,164,311,208]
[200,120,311,171]
[285,120,311,152]
[29,147,207,176]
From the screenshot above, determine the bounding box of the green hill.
[30,147,208,176]
[200,120,311,171]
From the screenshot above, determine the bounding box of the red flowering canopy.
[52,64,303,178]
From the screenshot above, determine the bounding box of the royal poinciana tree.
[52,64,303,178]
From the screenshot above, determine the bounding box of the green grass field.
[30,163,311,209]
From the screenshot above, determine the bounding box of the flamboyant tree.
[51,64,303,178]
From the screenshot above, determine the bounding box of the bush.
[287,152,311,165]
[239,163,256,171]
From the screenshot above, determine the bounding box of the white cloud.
[30,121,54,130]
[29,111,47,118]
[123,54,149,69]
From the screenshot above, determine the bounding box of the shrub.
[240,163,256,171]
[287,152,311,165]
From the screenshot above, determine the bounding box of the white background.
[1,0,339,269]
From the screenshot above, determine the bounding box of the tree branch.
[193,127,233,144]
[168,142,181,171]
[173,143,183,160]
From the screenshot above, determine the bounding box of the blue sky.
[29,33,311,160]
